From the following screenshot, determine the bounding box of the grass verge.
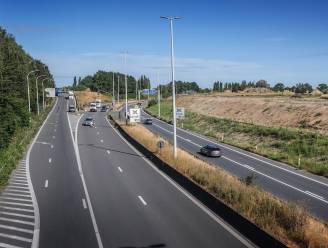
[147,101,328,177]
[117,121,328,248]
[0,100,55,186]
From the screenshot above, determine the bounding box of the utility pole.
[161,16,181,158]
[36,75,46,115]
[112,73,115,105]
[157,72,161,117]
[26,70,39,112]
[124,52,128,119]
[117,75,120,104]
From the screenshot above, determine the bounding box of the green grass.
[147,101,328,177]
[0,100,55,186]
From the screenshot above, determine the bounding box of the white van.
[90,102,97,112]
[95,99,101,108]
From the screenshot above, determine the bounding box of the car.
[143,118,153,125]
[100,105,107,112]
[90,103,97,112]
[68,105,75,112]
[200,145,222,157]
[82,117,95,127]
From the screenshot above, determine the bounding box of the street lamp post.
[161,16,181,158]
[36,75,46,115]
[124,52,128,119]
[112,73,115,105]
[26,70,39,112]
[157,72,161,118]
[117,74,120,104]
[41,78,50,110]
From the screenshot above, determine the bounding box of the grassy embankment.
[147,101,328,177]
[0,100,55,186]
[116,121,328,248]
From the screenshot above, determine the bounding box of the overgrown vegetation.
[147,101,328,177]
[0,26,55,185]
[0,26,55,150]
[117,122,328,248]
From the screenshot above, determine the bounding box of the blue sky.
[1,0,327,88]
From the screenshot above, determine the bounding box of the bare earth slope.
[176,95,328,133]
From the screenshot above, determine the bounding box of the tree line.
[0,26,54,150]
[72,71,151,97]
[213,80,328,94]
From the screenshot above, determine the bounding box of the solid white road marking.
[68,112,104,248]
[44,180,48,188]
[106,150,110,154]
[0,217,34,226]
[1,211,34,220]
[0,201,33,207]
[0,206,34,213]
[305,191,324,200]
[118,167,123,173]
[0,233,32,243]
[105,117,254,248]
[48,158,52,163]
[138,196,147,206]
[0,224,34,234]
[152,120,328,205]
[0,196,31,203]
[2,192,31,198]
[82,199,87,209]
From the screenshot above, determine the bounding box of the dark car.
[200,145,222,157]
[100,105,107,112]
[82,117,95,127]
[68,105,75,112]
[143,118,153,125]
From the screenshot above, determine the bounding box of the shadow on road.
[80,143,146,158]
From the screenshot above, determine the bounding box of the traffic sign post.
[129,108,141,123]
[176,107,185,119]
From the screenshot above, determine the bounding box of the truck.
[95,99,101,108]
[90,102,97,112]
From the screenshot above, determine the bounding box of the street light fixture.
[161,16,181,158]
[36,75,47,115]
[123,52,128,119]
[26,70,39,112]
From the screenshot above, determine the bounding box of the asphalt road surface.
[123,106,328,223]
[77,109,254,248]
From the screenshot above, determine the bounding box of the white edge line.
[68,111,103,248]
[105,116,255,248]
[118,167,123,173]
[151,117,328,205]
[142,110,328,188]
[82,198,87,209]
[26,98,57,248]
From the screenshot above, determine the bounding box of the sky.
[0,0,327,88]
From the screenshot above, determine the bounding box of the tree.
[295,83,313,94]
[78,77,81,85]
[73,76,77,87]
[317,83,328,93]
[273,83,285,92]
[255,79,270,88]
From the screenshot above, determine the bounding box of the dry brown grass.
[119,122,328,248]
[74,89,111,110]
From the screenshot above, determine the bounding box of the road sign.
[129,108,141,123]
[176,107,185,119]
[45,88,56,97]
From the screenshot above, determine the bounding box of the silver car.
[82,117,95,127]
[200,145,222,157]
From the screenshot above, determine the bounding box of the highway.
[121,107,328,222]
[76,108,254,247]
[29,97,98,247]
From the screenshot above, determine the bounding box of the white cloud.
[35,52,262,87]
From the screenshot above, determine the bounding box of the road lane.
[29,97,98,248]
[128,108,328,222]
[77,111,254,248]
